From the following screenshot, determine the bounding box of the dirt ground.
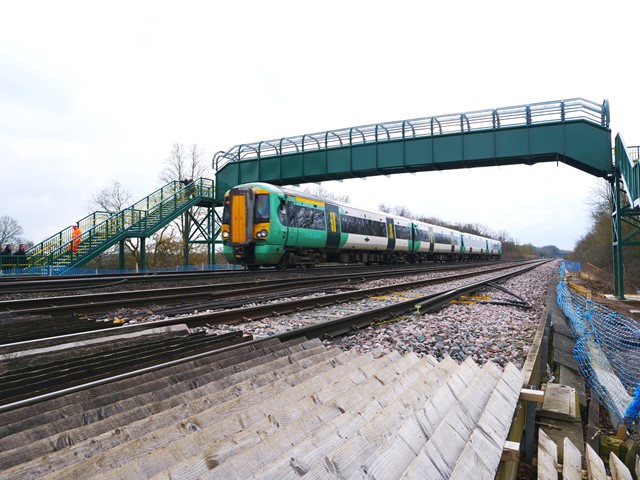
[572,273,640,323]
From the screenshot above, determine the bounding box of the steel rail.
[0,260,547,413]
[0,262,518,315]
[180,261,543,328]
[276,260,549,341]
[0,265,369,293]
[7,261,543,354]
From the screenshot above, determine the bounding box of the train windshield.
[254,194,270,222]
[222,198,231,224]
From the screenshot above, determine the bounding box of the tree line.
[568,180,640,293]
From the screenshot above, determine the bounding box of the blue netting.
[563,261,581,272]
[556,261,640,436]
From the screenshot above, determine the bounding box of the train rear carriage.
[489,239,503,259]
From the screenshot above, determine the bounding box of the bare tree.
[301,185,350,204]
[0,216,24,245]
[159,143,210,262]
[92,181,132,214]
[160,143,208,184]
[377,203,414,218]
[90,180,140,268]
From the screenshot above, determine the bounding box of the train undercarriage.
[235,245,498,270]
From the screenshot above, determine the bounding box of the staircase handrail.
[27,178,215,270]
[27,211,112,262]
[615,134,640,209]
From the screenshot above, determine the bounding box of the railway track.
[0,260,555,479]
[0,260,547,410]
[0,262,490,294]
[0,261,536,346]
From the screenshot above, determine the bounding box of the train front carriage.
[222,183,288,268]
[222,183,335,269]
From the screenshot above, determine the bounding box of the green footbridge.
[213,98,639,297]
[14,98,640,295]
[23,179,215,274]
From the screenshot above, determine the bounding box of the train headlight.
[256,229,268,239]
[222,231,229,239]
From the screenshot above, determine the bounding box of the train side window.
[395,225,410,240]
[341,214,386,237]
[278,201,287,225]
[287,201,296,227]
[294,205,326,230]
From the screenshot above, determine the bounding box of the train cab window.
[222,199,231,224]
[254,194,270,223]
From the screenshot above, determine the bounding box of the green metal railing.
[23,178,214,274]
[616,135,640,209]
[214,98,609,169]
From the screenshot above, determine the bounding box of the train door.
[386,217,396,251]
[325,203,341,249]
[428,227,434,253]
[410,224,418,254]
[228,187,254,245]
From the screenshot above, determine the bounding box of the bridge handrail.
[213,98,609,170]
[615,135,640,209]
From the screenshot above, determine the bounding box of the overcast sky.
[2,1,639,251]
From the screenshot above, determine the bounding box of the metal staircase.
[24,178,215,274]
[616,135,640,209]
[612,137,640,298]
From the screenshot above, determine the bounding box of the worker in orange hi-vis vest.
[68,225,82,254]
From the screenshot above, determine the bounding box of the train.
[221,182,502,269]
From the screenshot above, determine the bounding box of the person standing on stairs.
[68,224,82,255]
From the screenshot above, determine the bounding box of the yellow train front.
[221,183,333,269]
[221,182,502,269]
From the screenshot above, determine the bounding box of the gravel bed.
[328,261,556,368]
[202,261,556,368]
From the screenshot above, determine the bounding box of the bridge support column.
[612,172,625,299]
[213,207,222,267]
[612,169,640,299]
[140,237,146,271]
[183,213,190,269]
[183,205,218,270]
[119,240,125,271]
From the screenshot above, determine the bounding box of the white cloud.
[1,0,639,250]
